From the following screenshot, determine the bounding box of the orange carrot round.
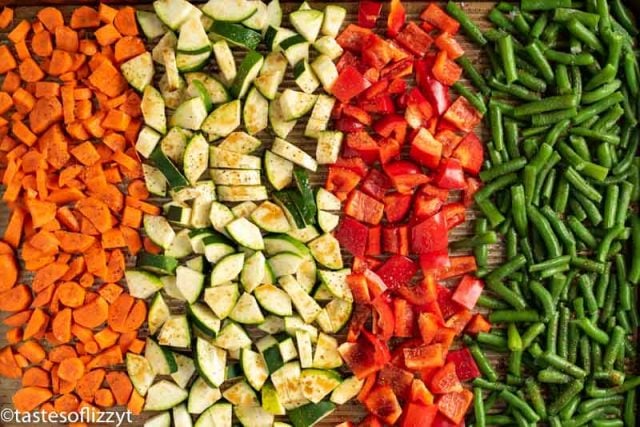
[57,357,84,382]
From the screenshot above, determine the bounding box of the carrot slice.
[58,357,85,382]
[13,386,52,412]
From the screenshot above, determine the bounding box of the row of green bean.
[446,0,640,425]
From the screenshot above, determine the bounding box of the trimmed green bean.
[446,2,488,46]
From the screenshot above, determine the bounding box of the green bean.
[574,318,609,345]
[569,127,620,144]
[578,395,625,414]
[446,2,488,46]
[602,325,625,371]
[611,376,640,394]
[553,8,600,28]
[548,379,585,415]
[467,342,499,382]
[559,395,581,420]
[484,415,514,425]
[473,387,486,427]
[566,18,604,53]
[614,181,632,225]
[555,64,571,94]
[565,218,597,250]
[584,64,617,92]
[497,35,518,84]
[530,12,549,38]
[531,108,577,127]
[624,389,636,427]
[569,199,588,221]
[542,351,587,379]
[522,0,571,11]
[490,310,540,323]
[541,206,576,253]
[529,256,570,273]
[578,274,599,313]
[473,218,489,268]
[538,367,573,383]
[595,224,625,262]
[525,41,555,82]
[579,335,591,372]
[457,56,491,96]
[596,0,611,31]
[477,332,509,350]
[628,215,640,284]
[544,118,570,146]
[601,275,618,323]
[526,205,563,258]
[592,420,623,427]
[499,389,540,423]
[601,184,619,229]
[474,173,519,202]
[564,166,603,202]
[480,158,527,183]
[489,77,541,101]
[623,51,639,96]
[593,105,624,133]
[581,79,622,105]
[573,91,624,124]
[544,49,596,65]
[546,311,559,353]
[477,198,506,227]
[521,322,546,349]
[594,370,626,385]
[488,8,516,33]
[472,377,514,392]
[450,232,498,250]
[517,69,547,92]
[613,130,639,175]
[514,94,577,116]
[551,177,569,214]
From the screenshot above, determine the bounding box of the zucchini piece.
[243,87,269,135]
[330,376,364,405]
[136,10,167,40]
[125,270,163,299]
[241,348,269,391]
[305,94,335,139]
[136,125,162,159]
[310,54,338,92]
[269,96,297,139]
[188,377,221,414]
[316,131,343,165]
[317,210,339,233]
[217,185,268,202]
[296,257,317,293]
[165,202,191,226]
[290,9,324,42]
[172,405,193,427]
[121,52,154,92]
[251,201,291,233]
[188,302,221,336]
[229,292,265,324]
[264,26,295,51]
[263,234,309,257]
[148,293,170,335]
[223,380,259,406]
[143,214,176,249]
[152,31,177,65]
[212,39,237,84]
[231,201,258,218]
[284,315,319,341]
[266,0,282,29]
[185,255,205,272]
[286,224,320,243]
[287,402,336,427]
[159,71,186,110]
[195,403,232,427]
[177,17,211,54]
[209,202,236,234]
[141,85,166,134]
[160,275,185,301]
[271,362,308,410]
[204,283,240,319]
[202,100,242,139]
[262,382,286,415]
[312,333,342,369]
[209,146,261,169]
[170,97,208,130]
[258,315,285,334]
[279,337,298,363]
[272,137,318,171]
[144,412,171,427]
[265,150,294,190]
[255,284,293,316]
[226,217,264,250]
[268,252,304,277]
[189,228,214,254]
[279,89,317,121]
[186,79,214,112]
[154,0,200,30]
[202,0,258,22]
[300,369,341,403]
[241,250,266,292]
[242,1,268,31]
[296,330,313,368]
[194,336,227,387]
[235,406,274,427]
[280,275,322,323]
[145,338,177,375]
[176,266,205,304]
[314,308,333,333]
[210,21,262,50]
[137,252,178,275]
[231,51,264,99]
[185,72,230,105]
[210,253,245,285]
[183,133,209,185]
[142,164,166,196]
[176,50,211,73]
[158,314,191,349]
[318,268,352,301]
[280,34,310,67]
[214,321,252,350]
[171,353,196,388]
[293,60,319,94]
[308,233,343,270]
[255,51,287,100]
[313,36,344,60]
[160,127,190,165]
[191,183,217,228]
[218,131,262,154]
[126,353,155,396]
[321,5,346,37]
[210,169,261,186]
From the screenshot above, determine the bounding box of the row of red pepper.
[327,2,490,426]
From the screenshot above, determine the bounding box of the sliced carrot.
[127,389,144,415]
[32,31,53,58]
[32,283,55,308]
[14,40,31,61]
[3,310,32,327]
[0,346,22,378]
[94,388,115,408]
[113,36,145,63]
[58,357,85,382]
[57,281,86,308]
[105,371,132,406]
[49,345,77,363]
[17,340,46,364]
[75,368,105,401]
[70,6,100,29]
[94,328,120,350]
[22,367,51,388]
[95,24,121,47]
[52,308,72,343]
[24,307,49,340]
[0,284,32,312]
[87,59,126,98]
[8,20,31,44]
[73,295,108,329]
[0,7,14,30]
[127,338,145,354]
[60,84,75,124]
[0,253,18,291]
[37,7,63,32]
[48,49,73,76]
[54,26,79,53]
[0,45,18,74]
[113,7,138,36]
[18,58,45,82]
[6,327,22,344]
[76,197,112,233]
[98,4,118,24]
[53,393,79,413]
[11,119,37,146]
[0,91,13,114]
[13,87,35,113]
[102,228,126,249]
[86,345,122,370]
[2,71,21,93]
[32,262,69,292]
[13,386,52,412]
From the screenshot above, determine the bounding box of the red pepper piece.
[335,156,369,177]
[345,131,379,164]
[445,348,481,381]
[358,415,384,427]
[345,189,385,225]
[464,177,482,207]
[437,129,464,157]
[418,312,441,344]
[366,225,381,256]
[413,195,444,222]
[382,225,408,255]
[418,70,451,117]
[410,127,442,169]
[436,284,464,320]
[433,51,462,86]
[361,168,392,201]
[352,256,383,273]
[331,66,372,103]
[405,87,434,128]
[358,1,383,29]
[396,22,434,56]
[362,79,388,100]
[336,50,360,72]
[429,361,463,394]
[451,275,484,310]
[363,35,393,70]
[388,77,407,94]
[379,137,402,165]
[381,58,414,80]
[393,298,415,338]
[443,96,483,132]
[339,338,384,379]
[435,32,465,60]
[325,166,362,199]
[410,378,435,405]
[378,364,414,400]
[343,104,373,126]
[347,303,371,342]
[445,309,473,335]
[433,412,466,427]
[347,274,371,305]
[419,249,451,273]
[441,202,466,230]
[360,95,395,114]
[387,0,406,38]
[437,389,473,424]
[434,158,466,189]
[373,114,407,144]
[420,4,460,34]
[334,216,369,257]
[335,116,366,133]
[466,313,492,335]
[383,192,412,223]
[372,293,395,340]
[364,268,389,300]
[452,131,484,175]
[401,403,438,427]
[336,24,375,51]
[363,385,403,425]
[411,211,448,254]
[384,160,430,194]
[375,255,418,289]
[404,343,446,370]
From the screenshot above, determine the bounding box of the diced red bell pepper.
[346,131,379,164]
[358,1,383,29]
[379,137,402,164]
[396,22,433,56]
[336,51,360,73]
[363,35,393,70]
[442,202,466,230]
[346,306,369,344]
[418,299,445,325]
[360,95,395,114]
[366,225,381,256]
[335,116,366,133]
[405,88,434,129]
[394,298,416,337]
[378,364,415,400]
[410,128,442,169]
[437,389,473,424]
[433,51,462,86]
[452,131,484,175]
[397,274,437,306]
[411,379,434,405]
[420,4,460,34]
[404,343,446,369]
[419,250,451,276]
[335,156,370,177]
[345,189,385,225]
[387,0,406,38]
[383,192,412,223]
[390,338,422,370]
[358,415,384,427]
[418,312,441,344]
[413,195,444,222]
[375,255,418,289]
[429,362,463,394]
[343,105,373,126]
[363,67,380,83]
[332,66,372,103]
[353,256,383,273]
[340,331,388,379]
[437,129,464,157]
[388,77,408,94]
[363,385,403,425]
[466,313,492,335]
[435,32,465,60]
[401,403,438,427]
[445,309,473,335]
[361,169,392,201]
[445,348,481,381]
[335,217,369,257]
[443,96,483,132]
[337,24,375,51]
[363,79,389,100]
[372,293,395,340]
[326,167,362,199]
[433,413,466,427]
[348,274,371,305]
[451,275,484,310]
[382,221,408,252]
[411,211,448,254]
[384,160,430,194]
[381,58,414,80]
[422,73,452,117]
[436,255,477,280]
[436,284,464,320]
[357,373,378,404]
[373,114,407,143]
[434,158,466,190]
[364,268,389,299]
